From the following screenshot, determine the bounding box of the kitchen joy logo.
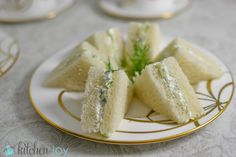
[3,141,69,157]
[5,145,14,157]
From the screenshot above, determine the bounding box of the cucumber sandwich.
[44,42,106,91]
[87,28,124,69]
[81,67,133,137]
[135,57,204,123]
[156,38,223,84]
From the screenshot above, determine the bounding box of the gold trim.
[194,121,200,127]
[207,80,217,100]
[28,70,234,145]
[0,0,77,23]
[0,40,20,78]
[125,117,176,124]
[58,90,81,121]
[99,0,192,20]
[196,92,215,100]
[218,82,233,100]
[116,123,186,134]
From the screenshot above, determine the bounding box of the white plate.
[0,0,76,23]
[0,31,19,77]
[29,37,234,145]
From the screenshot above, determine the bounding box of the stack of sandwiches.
[44,22,223,137]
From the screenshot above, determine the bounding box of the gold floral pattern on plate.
[57,79,234,134]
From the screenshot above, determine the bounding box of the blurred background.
[0,0,236,157]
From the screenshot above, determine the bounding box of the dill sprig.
[129,39,150,78]
[105,58,119,72]
[106,59,113,71]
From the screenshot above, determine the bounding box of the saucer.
[99,0,190,19]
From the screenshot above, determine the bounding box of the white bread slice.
[87,28,124,69]
[81,67,133,137]
[125,22,162,77]
[43,42,105,91]
[156,38,223,84]
[80,67,104,133]
[134,57,204,123]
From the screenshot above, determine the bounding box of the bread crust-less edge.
[86,28,124,69]
[44,43,105,91]
[81,68,133,137]
[162,58,204,121]
[155,38,223,84]
[100,70,133,137]
[134,57,204,123]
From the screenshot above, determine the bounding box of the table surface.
[0,0,236,156]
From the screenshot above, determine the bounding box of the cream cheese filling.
[154,63,194,119]
[96,70,113,130]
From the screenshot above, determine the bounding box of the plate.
[0,31,19,77]
[29,37,234,145]
[0,0,76,23]
[99,0,190,19]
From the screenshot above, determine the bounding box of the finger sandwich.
[134,57,204,123]
[43,42,106,91]
[156,38,223,84]
[87,28,124,69]
[81,67,133,137]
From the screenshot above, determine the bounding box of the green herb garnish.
[105,58,119,72]
[106,59,113,71]
[129,39,150,78]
